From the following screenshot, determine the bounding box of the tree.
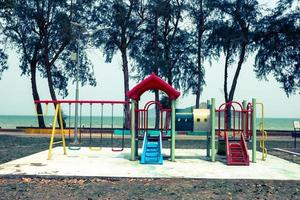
[208,0,260,128]
[254,0,300,95]
[1,0,96,127]
[187,0,212,108]
[1,1,46,127]
[131,0,193,127]
[36,0,96,128]
[92,0,146,128]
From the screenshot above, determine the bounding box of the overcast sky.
[0,0,299,118]
[0,47,299,118]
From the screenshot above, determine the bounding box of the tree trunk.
[224,42,247,130]
[30,62,46,128]
[228,42,247,101]
[195,0,204,109]
[45,65,66,128]
[121,48,131,129]
[224,45,231,129]
[154,11,160,129]
[195,30,202,108]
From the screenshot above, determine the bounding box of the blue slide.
[140,131,163,164]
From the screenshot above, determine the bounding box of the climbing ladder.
[140,132,163,164]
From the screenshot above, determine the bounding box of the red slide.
[226,133,250,166]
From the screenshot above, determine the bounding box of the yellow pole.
[48,103,60,160]
[257,102,268,161]
[58,104,67,155]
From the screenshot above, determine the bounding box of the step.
[146,148,158,152]
[145,157,159,163]
[229,142,241,146]
[231,157,245,161]
[230,149,242,152]
[229,161,248,165]
[147,142,159,148]
[145,152,159,157]
[230,155,244,159]
[230,146,242,148]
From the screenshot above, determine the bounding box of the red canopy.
[127,73,180,101]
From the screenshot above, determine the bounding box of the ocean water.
[0,115,299,130]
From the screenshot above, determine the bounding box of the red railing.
[241,131,250,165]
[216,101,252,140]
[34,100,129,104]
[136,101,171,137]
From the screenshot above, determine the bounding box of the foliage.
[92,0,145,62]
[1,0,96,97]
[207,0,261,102]
[0,0,14,9]
[131,0,192,90]
[254,0,300,96]
[0,49,8,79]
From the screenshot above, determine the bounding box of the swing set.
[34,100,129,160]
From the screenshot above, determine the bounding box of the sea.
[0,115,299,130]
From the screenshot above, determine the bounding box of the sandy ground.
[0,134,299,199]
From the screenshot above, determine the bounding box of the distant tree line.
[0,0,299,128]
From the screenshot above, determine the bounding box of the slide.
[140,131,163,164]
[226,133,250,166]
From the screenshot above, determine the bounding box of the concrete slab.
[0,147,299,180]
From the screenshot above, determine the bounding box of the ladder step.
[145,152,159,157]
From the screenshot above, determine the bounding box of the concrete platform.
[0,147,299,180]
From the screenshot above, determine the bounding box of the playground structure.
[34,73,265,165]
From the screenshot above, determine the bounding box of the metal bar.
[34,100,130,104]
[59,104,67,155]
[79,103,82,143]
[252,98,257,163]
[171,100,176,161]
[211,98,216,162]
[68,103,71,140]
[130,100,136,161]
[242,100,247,136]
[48,104,60,160]
[100,103,103,146]
[89,103,92,145]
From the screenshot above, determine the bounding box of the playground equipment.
[257,102,267,161]
[215,101,252,165]
[138,101,171,164]
[293,121,300,148]
[34,73,262,166]
[127,73,180,163]
[34,100,128,160]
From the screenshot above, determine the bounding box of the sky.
[0,0,299,118]
[0,47,299,118]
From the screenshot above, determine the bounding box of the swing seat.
[68,145,81,150]
[89,146,102,151]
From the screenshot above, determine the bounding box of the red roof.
[127,73,180,101]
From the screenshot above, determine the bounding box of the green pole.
[207,100,211,109]
[171,100,176,161]
[242,100,247,134]
[252,98,257,163]
[130,100,136,161]
[211,98,216,162]
[206,99,211,157]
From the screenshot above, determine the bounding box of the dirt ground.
[0,134,299,199]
